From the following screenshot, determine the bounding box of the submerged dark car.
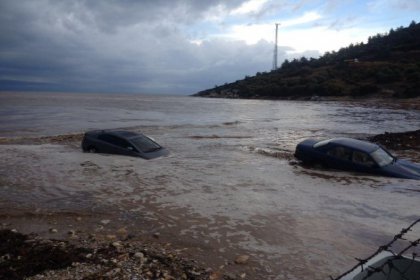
[82,130,169,159]
[295,138,420,180]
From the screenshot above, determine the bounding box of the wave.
[188,135,252,139]
[0,133,84,145]
[246,146,294,160]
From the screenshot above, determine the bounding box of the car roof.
[326,138,379,153]
[85,130,140,138]
[108,130,139,138]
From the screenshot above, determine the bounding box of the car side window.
[326,146,352,161]
[113,137,131,149]
[98,134,115,144]
[98,134,133,149]
[352,151,375,167]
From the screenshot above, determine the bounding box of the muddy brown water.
[0,92,419,279]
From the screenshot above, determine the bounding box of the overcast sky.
[0,0,418,95]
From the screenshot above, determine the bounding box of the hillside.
[194,21,420,100]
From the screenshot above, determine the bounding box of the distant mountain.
[194,21,420,100]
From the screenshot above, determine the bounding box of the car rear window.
[313,139,332,148]
[130,135,161,153]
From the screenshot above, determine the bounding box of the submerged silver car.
[81,130,169,159]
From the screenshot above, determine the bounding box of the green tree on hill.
[195,21,420,99]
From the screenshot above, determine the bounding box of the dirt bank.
[367,129,420,151]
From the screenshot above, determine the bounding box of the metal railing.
[332,218,420,280]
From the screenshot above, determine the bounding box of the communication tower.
[272,23,280,70]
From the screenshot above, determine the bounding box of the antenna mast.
[272,23,280,71]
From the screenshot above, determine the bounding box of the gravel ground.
[0,229,237,280]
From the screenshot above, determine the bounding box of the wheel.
[87,146,97,153]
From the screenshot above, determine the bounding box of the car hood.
[381,159,420,180]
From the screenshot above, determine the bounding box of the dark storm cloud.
[81,0,247,30]
[0,0,287,94]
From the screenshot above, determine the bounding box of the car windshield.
[130,135,161,153]
[370,148,393,167]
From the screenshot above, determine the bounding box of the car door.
[110,136,137,156]
[98,134,133,155]
[351,150,377,173]
[325,145,354,170]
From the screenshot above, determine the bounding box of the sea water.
[0,92,419,279]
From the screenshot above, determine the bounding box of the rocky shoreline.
[0,229,235,280]
[367,129,420,151]
[193,95,420,110]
